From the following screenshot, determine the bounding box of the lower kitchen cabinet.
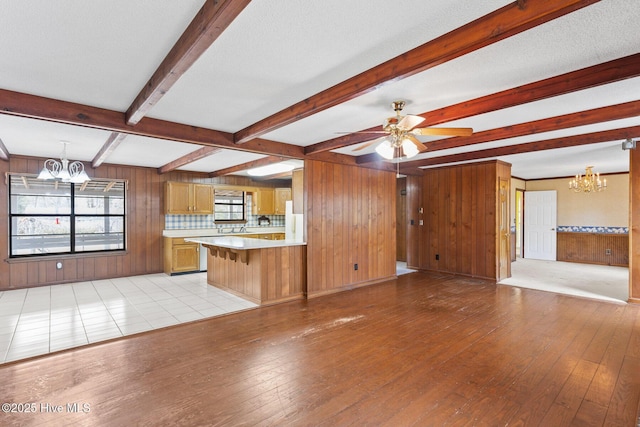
[164,237,199,275]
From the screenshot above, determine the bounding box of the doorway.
[499,178,510,280]
[396,177,407,262]
[515,188,524,258]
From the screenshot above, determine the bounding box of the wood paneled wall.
[557,232,628,266]
[305,160,396,298]
[406,160,510,281]
[0,155,284,291]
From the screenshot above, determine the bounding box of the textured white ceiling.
[0,0,205,110]
[0,0,638,180]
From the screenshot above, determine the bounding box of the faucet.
[240,226,246,233]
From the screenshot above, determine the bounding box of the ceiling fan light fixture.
[375,139,395,160]
[401,138,419,158]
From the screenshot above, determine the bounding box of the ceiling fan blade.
[397,114,425,130]
[335,131,388,134]
[411,127,473,136]
[406,134,428,152]
[352,136,388,152]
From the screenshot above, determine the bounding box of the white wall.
[524,173,629,227]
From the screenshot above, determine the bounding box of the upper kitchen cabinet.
[275,188,292,215]
[165,182,214,214]
[252,188,292,215]
[252,188,275,215]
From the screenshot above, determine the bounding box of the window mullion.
[70,183,76,253]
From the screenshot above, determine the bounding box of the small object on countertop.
[258,215,270,226]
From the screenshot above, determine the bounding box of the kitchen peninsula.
[186,236,306,306]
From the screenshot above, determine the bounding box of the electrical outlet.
[605,249,612,255]
[354,263,358,271]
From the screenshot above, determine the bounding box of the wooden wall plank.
[306,160,396,297]
[407,160,508,280]
[460,167,473,275]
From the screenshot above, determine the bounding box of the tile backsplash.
[164,194,285,230]
[557,225,628,234]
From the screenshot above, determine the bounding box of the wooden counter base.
[206,244,306,306]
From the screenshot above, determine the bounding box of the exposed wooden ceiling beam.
[233,0,600,144]
[306,53,640,155]
[398,126,640,173]
[209,155,285,177]
[92,132,128,168]
[250,171,293,181]
[125,0,251,125]
[0,88,388,173]
[0,137,9,161]
[0,88,304,159]
[356,99,640,164]
[158,145,222,174]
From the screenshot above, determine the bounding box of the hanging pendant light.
[37,142,90,183]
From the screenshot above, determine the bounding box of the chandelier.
[37,142,91,183]
[568,166,606,193]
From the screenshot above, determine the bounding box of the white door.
[524,190,557,260]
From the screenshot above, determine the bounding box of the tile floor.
[0,273,257,364]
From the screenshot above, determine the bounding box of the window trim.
[214,189,247,223]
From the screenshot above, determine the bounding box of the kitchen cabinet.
[164,237,199,274]
[252,188,275,215]
[191,236,306,306]
[165,182,213,214]
[275,188,292,215]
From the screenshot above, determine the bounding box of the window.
[9,175,126,257]
[214,189,245,222]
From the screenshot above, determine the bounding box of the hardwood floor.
[1,271,639,426]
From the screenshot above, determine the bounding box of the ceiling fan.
[352,100,473,160]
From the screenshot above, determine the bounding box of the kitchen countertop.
[186,236,306,250]
[163,227,285,238]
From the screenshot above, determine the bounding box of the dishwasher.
[199,244,208,272]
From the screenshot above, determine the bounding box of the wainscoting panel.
[557,232,628,266]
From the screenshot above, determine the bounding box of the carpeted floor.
[499,258,628,304]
